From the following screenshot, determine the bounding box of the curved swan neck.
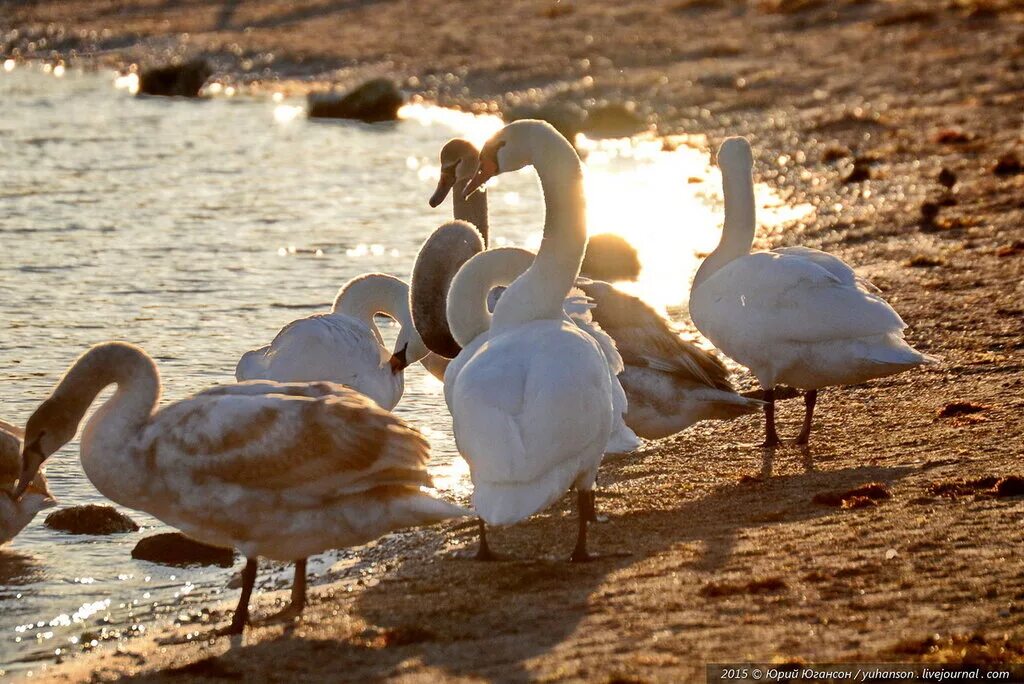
[447,248,536,347]
[492,137,586,331]
[334,273,412,330]
[453,176,489,246]
[694,158,756,290]
[54,343,160,433]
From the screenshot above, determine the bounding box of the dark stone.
[937,167,957,188]
[841,157,872,183]
[583,102,646,138]
[993,152,1023,176]
[44,505,138,535]
[307,78,404,123]
[131,532,235,567]
[138,59,212,98]
[581,233,641,282]
[505,101,587,142]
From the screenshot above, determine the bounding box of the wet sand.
[3,0,1024,680]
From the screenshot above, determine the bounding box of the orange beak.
[461,157,497,199]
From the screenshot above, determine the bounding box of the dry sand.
[2,0,1024,681]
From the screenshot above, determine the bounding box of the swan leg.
[762,388,781,448]
[219,557,258,636]
[570,490,594,562]
[475,518,500,561]
[795,390,818,445]
[587,489,609,524]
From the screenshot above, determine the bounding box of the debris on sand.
[812,482,891,508]
[841,157,872,183]
[822,145,851,162]
[995,240,1024,257]
[880,631,1024,663]
[700,576,787,597]
[993,151,1022,176]
[131,533,235,567]
[938,401,987,418]
[905,254,945,268]
[138,59,211,98]
[307,78,403,123]
[44,505,138,535]
[167,656,242,679]
[927,475,1023,499]
[931,127,975,145]
[361,625,437,648]
[920,201,941,228]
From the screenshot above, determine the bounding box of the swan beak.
[429,170,456,208]
[461,158,497,199]
[13,441,44,501]
[388,345,409,374]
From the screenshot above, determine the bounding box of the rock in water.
[44,505,138,535]
[505,101,587,143]
[583,103,646,138]
[581,233,641,282]
[132,533,235,567]
[307,78,404,122]
[138,59,212,98]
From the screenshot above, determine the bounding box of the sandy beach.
[2,0,1024,681]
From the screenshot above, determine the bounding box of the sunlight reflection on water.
[0,63,811,674]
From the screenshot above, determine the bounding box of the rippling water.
[0,65,809,676]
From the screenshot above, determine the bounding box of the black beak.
[13,439,44,501]
[429,170,457,208]
[388,344,409,374]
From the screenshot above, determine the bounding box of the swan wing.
[237,314,397,407]
[577,279,732,391]
[694,251,906,345]
[146,381,431,502]
[451,321,613,487]
[773,246,881,293]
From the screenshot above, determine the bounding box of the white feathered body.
[449,319,614,527]
[0,423,56,545]
[236,313,402,410]
[78,381,466,561]
[690,248,934,390]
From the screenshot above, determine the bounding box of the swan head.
[462,119,570,198]
[390,320,429,374]
[429,139,480,208]
[717,137,754,173]
[13,399,75,500]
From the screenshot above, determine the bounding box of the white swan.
[446,120,616,561]
[1,419,55,545]
[426,140,762,439]
[236,273,430,411]
[689,137,936,446]
[13,342,467,633]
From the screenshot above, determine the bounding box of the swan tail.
[606,422,642,453]
[382,491,472,528]
[235,347,270,382]
[698,390,766,420]
[472,473,572,527]
[865,335,937,369]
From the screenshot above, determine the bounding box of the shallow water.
[0,65,809,675]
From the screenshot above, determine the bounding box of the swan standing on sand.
[13,342,467,633]
[1,419,55,545]
[689,137,935,446]
[236,273,430,410]
[426,140,762,440]
[446,120,616,561]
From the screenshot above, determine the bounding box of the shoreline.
[3,1,1024,681]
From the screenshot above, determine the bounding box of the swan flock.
[5,119,933,636]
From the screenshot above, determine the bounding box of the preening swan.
[689,137,935,446]
[425,141,762,440]
[447,120,616,561]
[236,273,429,411]
[13,342,467,633]
[1,419,55,545]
